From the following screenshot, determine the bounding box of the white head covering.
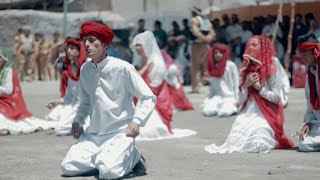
[132,31,166,85]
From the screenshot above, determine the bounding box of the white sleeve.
[305,79,319,124]
[258,69,281,104]
[0,69,13,95]
[62,79,72,104]
[124,65,156,127]
[73,69,91,126]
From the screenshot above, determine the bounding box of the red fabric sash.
[242,87,294,149]
[140,65,173,133]
[0,70,32,120]
[168,83,193,111]
[207,44,229,78]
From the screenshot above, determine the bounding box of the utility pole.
[143,0,147,12]
[63,0,68,38]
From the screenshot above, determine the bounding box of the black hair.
[155,20,161,26]
[298,32,319,44]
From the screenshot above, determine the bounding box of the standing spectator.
[12,28,23,77]
[241,21,253,44]
[212,18,225,43]
[262,15,283,40]
[304,12,315,31]
[165,37,178,59]
[49,31,64,80]
[181,18,193,41]
[132,19,146,38]
[168,21,181,37]
[153,20,168,49]
[19,26,34,81]
[308,19,320,41]
[225,14,243,43]
[292,14,308,54]
[189,7,215,93]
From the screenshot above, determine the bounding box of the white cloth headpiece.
[132,31,166,84]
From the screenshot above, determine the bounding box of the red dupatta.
[0,70,32,120]
[207,44,229,77]
[140,64,173,133]
[298,42,320,110]
[239,36,294,149]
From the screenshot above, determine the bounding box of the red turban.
[298,42,320,61]
[79,21,114,45]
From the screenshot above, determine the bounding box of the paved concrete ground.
[1,81,319,180]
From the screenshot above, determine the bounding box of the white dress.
[136,101,197,141]
[46,78,89,135]
[202,61,239,117]
[0,69,56,135]
[205,60,283,153]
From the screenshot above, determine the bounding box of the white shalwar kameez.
[299,65,320,152]
[61,57,156,179]
[0,69,56,134]
[46,78,89,136]
[202,61,239,117]
[204,59,283,153]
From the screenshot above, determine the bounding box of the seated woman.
[201,44,239,117]
[132,31,196,141]
[0,46,55,136]
[160,48,193,111]
[45,38,88,135]
[204,36,294,153]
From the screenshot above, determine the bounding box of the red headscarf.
[207,44,229,77]
[240,35,294,149]
[79,21,114,45]
[299,42,320,110]
[64,38,87,81]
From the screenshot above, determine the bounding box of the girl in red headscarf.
[205,36,294,153]
[0,46,55,136]
[45,37,88,136]
[202,44,239,117]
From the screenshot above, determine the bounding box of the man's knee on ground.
[98,165,126,180]
[61,161,81,176]
[298,141,314,152]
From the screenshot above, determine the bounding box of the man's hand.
[72,122,80,139]
[298,123,311,140]
[126,122,140,138]
[46,99,63,109]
